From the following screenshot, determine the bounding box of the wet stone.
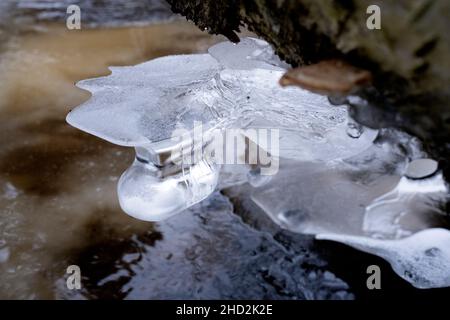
[346,122,364,139]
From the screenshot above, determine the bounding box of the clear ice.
[317,228,450,288]
[67,37,450,288]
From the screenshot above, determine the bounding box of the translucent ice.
[208,37,290,71]
[362,173,448,239]
[118,157,219,221]
[66,37,450,288]
[316,229,450,288]
[67,37,378,221]
[250,129,450,287]
[67,54,223,147]
[68,45,377,162]
[405,158,438,179]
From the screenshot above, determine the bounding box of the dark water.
[1,0,175,27]
[0,0,449,300]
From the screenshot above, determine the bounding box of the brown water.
[0,21,224,299]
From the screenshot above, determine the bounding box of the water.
[1,0,174,28]
[59,192,353,300]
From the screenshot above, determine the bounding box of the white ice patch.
[67,54,223,146]
[362,173,448,239]
[67,37,377,161]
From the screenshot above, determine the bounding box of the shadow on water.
[318,240,450,300]
[66,207,163,300]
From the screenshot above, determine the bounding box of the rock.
[405,158,439,179]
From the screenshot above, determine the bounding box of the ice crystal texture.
[67,38,377,159]
[67,37,450,288]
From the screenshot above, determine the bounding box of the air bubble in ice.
[247,167,272,188]
[346,121,364,139]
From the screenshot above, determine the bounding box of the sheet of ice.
[251,130,411,236]
[67,54,223,146]
[66,37,450,288]
[8,0,175,27]
[254,159,448,241]
[251,129,450,288]
[220,68,378,161]
[362,173,448,239]
[316,229,450,289]
[118,158,219,221]
[66,37,378,221]
[67,38,377,162]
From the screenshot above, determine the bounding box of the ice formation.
[67,37,378,220]
[317,229,450,288]
[67,37,450,288]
